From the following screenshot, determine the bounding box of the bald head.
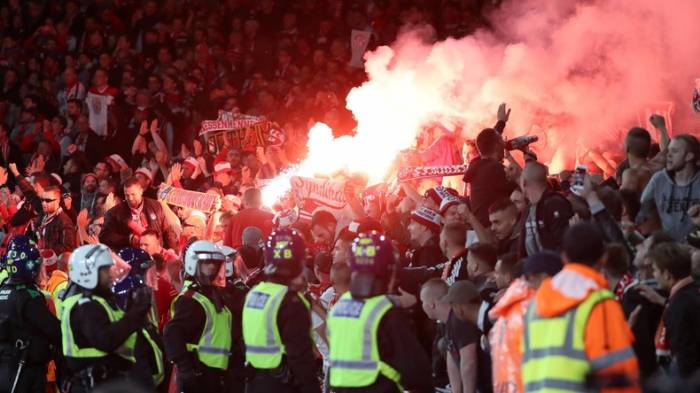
[522,162,549,186]
[420,278,450,321]
[243,188,262,209]
[420,277,448,300]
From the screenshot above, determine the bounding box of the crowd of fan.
[0,0,699,392]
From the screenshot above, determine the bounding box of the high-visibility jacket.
[170,289,233,370]
[326,293,401,390]
[46,270,68,319]
[522,264,640,393]
[242,281,309,369]
[61,294,137,362]
[488,278,536,393]
[142,327,165,385]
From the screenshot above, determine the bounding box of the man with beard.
[79,172,99,217]
[100,177,178,250]
[640,134,700,240]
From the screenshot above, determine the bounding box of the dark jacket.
[621,279,665,378]
[65,290,147,375]
[0,282,61,365]
[589,201,635,260]
[10,176,77,255]
[518,189,574,257]
[163,285,243,393]
[100,197,178,251]
[664,278,700,377]
[463,157,516,227]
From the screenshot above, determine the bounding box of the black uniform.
[333,307,433,393]
[64,288,149,393]
[0,282,61,393]
[164,284,242,393]
[133,323,168,393]
[246,288,321,393]
[222,281,247,393]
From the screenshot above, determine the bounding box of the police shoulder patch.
[332,299,365,318]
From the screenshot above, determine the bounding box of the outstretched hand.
[497,103,511,122]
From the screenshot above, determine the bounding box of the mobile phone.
[571,165,587,196]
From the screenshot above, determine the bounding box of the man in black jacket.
[648,243,700,378]
[518,162,573,257]
[463,104,514,227]
[8,165,77,257]
[100,177,178,251]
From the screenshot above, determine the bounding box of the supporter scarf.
[398,164,468,182]
[34,207,64,247]
[613,273,634,300]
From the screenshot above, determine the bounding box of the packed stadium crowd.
[0,1,698,393]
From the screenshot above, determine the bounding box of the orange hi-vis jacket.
[529,263,641,393]
[489,278,537,393]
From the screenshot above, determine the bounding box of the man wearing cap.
[134,167,157,199]
[100,177,178,251]
[210,160,238,195]
[521,223,640,393]
[177,156,204,191]
[407,206,446,268]
[488,251,562,393]
[429,279,489,393]
[327,232,432,393]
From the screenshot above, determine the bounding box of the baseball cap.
[523,251,563,276]
[440,280,480,305]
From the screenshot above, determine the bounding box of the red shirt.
[224,208,274,248]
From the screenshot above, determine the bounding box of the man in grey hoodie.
[640,134,700,241]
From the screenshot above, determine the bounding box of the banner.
[158,184,219,212]
[290,176,349,223]
[199,111,285,153]
[350,29,371,68]
[397,164,469,182]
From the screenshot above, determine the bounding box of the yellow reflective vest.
[521,289,614,392]
[327,293,401,390]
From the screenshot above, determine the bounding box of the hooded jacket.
[488,279,536,393]
[530,264,641,393]
[639,169,700,241]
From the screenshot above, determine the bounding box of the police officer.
[112,248,166,391]
[242,228,320,393]
[164,240,236,393]
[61,244,151,393]
[327,232,432,393]
[0,236,61,393]
[219,245,247,393]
